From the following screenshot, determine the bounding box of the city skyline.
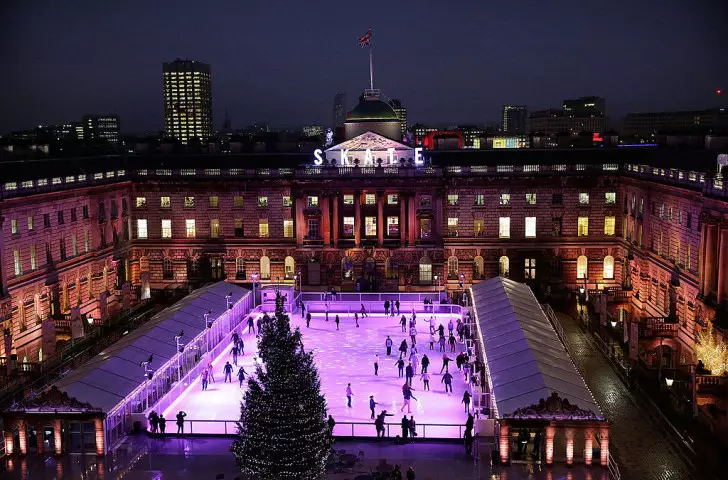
[1,0,726,134]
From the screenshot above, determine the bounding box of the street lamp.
[433,275,438,294]
[459,273,465,306]
[251,273,259,307]
[174,330,184,353]
[297,271,302,295]
[225,292,233,310]
[665,377,674,388]
[204,310,213,329]
[610,319,617,328]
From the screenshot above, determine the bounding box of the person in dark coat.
[223,361,233,382]
[327,415,336,433]
[385,336,393,356]
[400,315,407,332]
[237,366,247,387]
[421,354,430,373]
[384,299,390,315]
[395,358,405,377]
[306,311,312,328]
[405,363,414,386]
[247,316,255,334]
[391,465,402,480]
[399,340,408,358]
[369,395,378,419]
[231,345,240,366]
[148,411,159,433]
[158,415,167,435]
[395,300,400,315]
[375,411,393,438]
[335,314,340,330]
[301,302,306,318]
[176,411,187,435]
[406,466,416,480]
[232,331,239,346]
[400,415,409,440]
[442,371,453,394]
[462,391,472,412]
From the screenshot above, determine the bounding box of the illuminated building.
[163,59,213,144]
[527,108,607,136]
[344,90,401,140]
[562,96,606,116]
[501,105,527,133]
[82,115,120,144]
[302,125,324,137]
[622,108,728,136]
[388,99,408,140]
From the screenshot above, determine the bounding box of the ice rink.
[163,309,472,438]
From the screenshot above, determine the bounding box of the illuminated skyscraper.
[163,59,212,143]
[389,99,408,140]
[501,105,527,133]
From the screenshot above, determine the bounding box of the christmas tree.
[233,294,332,479]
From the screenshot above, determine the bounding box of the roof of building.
[347,97,400,122]
[471,277,604,421]
[47,282,249,413]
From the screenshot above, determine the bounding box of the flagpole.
[368,28,374,90]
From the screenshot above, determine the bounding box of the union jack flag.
[358,29,371,48]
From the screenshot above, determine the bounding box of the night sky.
[1,0,726,134]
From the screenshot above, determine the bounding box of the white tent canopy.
[51,282,249,413]
[472,277,602,420]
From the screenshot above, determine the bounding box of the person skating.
[384,299,390,316]
[400,415,409,440]
[201,368,209,391]
[438,335,446,352]
[158,415,167,435]
[346,383,353,408]
[335,314,340,330]
[406,466,416,480]
[237,366,247,387]
[301,302,306,318]
[176,411,187,435]
[325,308,329,322]
[442,371,453,394]
[411,310,417,325]
[355,311,360,327]
[440,353,451,373]
[401,385,417,413]
[374,354,380,376]
[456,352,464,371]
[232,331,239,348]
[385,336,393,356]
[231,345,240,366]
[409,325,417,346]
[398,340,408,359]
[360,303,368,317]
[462,390,472,412]
[400,315,407,332]
[438,324,445,337]
[405,362,414,386]
[207,362,215,382]
[369,395,378,419]
[237,337,244,356]
[421,354,430,373]
[448,319,454,336]
[429,333,435,350]
[420,371,430,391]
[247,315,255,334]
[306,311,312,328]
[410,351,419,374]
[223,361,234,383]
[429,316,436,335]
[463,362,470,382]
[395,358,405,377]
[449,334,457,352]
[395,299,400,315]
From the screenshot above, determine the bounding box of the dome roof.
[348,97,400,122]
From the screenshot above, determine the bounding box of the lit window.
[13,250,21,276]
[365,217,377,236]
[234,219,244,237]
[475,194,485,206]
[185,219,196,238]
[365,194,376,205]
[603,256,614,279]
[259,219,269,237]
[474,219,484,236]
[161,219,172,238]
[500,193,511,205]
[579,193,589,204]
[524,258,536,279]
[84,231,89,252]
[209,196,219,208]
[605,192,616,204]
[499,217,510,238]
[234,196,244,207]
[283,196,292,207]
[578,217,589,236]
[308,196,319,207]
[283,219,294,238]
[499,256,509,277]
[11,219,17,234]
[71,235,78,256]
[30,245,36,270]
[184,197,195,208]
[161,196,171,208]
[210,219,220,237]
[447,194,459,206]
[387,216,399,236]
[343,195,354,205]
[604,216,615,236]
[577,256,588,279]
[525,217,536,237]
[27,216,34,232]
[135,197,147,208]
[525,193,536,205]
[137,219,148,239]
[258,196,268,207]
[387,194,398,205]
[343,217,355,236]
[447,217,459,236]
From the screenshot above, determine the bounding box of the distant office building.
[501,106,527,133]
[412,124,438,145]
[562,96,606,116]
[527,109,607,136]
[389,99,408,140]
[622,108,728,136]
[82,115,120,144]
[333,93,347,129]
[163,59,213,143]
[458,125,487,149]
[302,125,325,137]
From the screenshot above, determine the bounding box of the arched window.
[577,255,588,279]
[284,256,295,279]
[499,256,509,277]
[139,256,149,272]
[447,256,458,279]
[419,257,433,284]
[386,257,399,280]
[235,257,246,280]
[473,256,484,279]
[260,256,270,279]
[603,255,615,279]
[163,258,174,279]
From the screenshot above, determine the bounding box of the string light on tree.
[695,329,727,375]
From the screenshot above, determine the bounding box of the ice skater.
[335,314,340,330]
[438,335,446,352]
[400,315,407,332]
[440,353,451,373]
[369,395,378,419]
[306,311,312,328]
[232,331,240,347]
[462,390,472,412]
[385,336,393,356]
[346,383,354,408]
[301,302,306,318]
[247,316,255,334]
[409,325,417,345]
[237,366,247,387]
[354,311,360,327]
[223,361,233,383]
[374,354,380,376]
[391,298,396,316]
[395,300,400,315]
[438,324,445,337]
[207,362,215,383]
[429,333,435,350]
[176,411,187,435]
[405,362,414,386]
[360,303,368,317]
[410,352,419,374]
[449,334,457,352]
[442,371,453,394]
[401,385,417,413]
[395,358,405,377]
[201,368,209,391]
[420,371,430,390]
[421,354,430,373]
[399,340,408,359]
[237,337,244,355]
[429,316,436,334]
[231,345,240,366]
[448,319,454,336]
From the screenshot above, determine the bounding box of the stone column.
[4,430,14,455]
[545,425,556,466]
[699,221,708,295]
[18,420,27,455]
[377,193,384,247]
[399,195,407,245]
[321,196,331,245]
[434,191,443,242]
[332,196,339,245]
[499,424,510,465]
[719,228,728,305]
[354,191,361,247]
[584,428,594,466]
[599,427,610,467]
[705,224,719,295]
[295,197,305,245]
[53,419,62,455]
[94,417,104,456]
[408,196,416,245]
[35,422,44,454]
[565,427,575,466]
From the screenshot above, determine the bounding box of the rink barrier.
[177,419,466,439]
[299,301,463,316]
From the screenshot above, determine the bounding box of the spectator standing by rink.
[395,299,401,315]
[384,299,390,316]
[176,411,187,435]
[385,336,393,355]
